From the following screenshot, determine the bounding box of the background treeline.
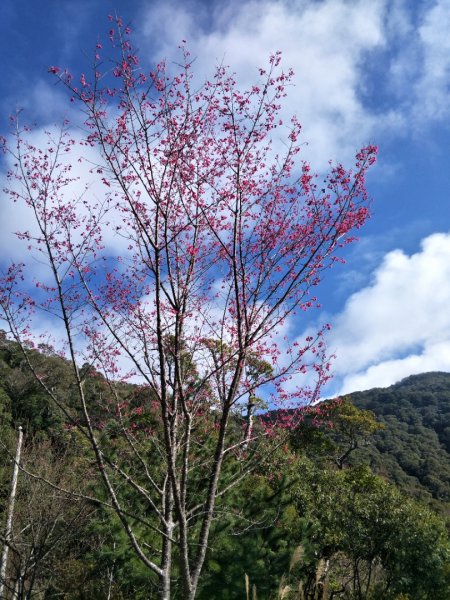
[0,334,449,599]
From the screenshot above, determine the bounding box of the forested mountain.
[347,372,450,510]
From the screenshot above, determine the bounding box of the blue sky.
[2,0,450,397]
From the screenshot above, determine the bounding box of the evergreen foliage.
[348,372,450,508]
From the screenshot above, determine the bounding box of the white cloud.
[415,0,450,120]
[338,340,450,393]
[325,232,450,394]
[139,0,393,167]
[387,0,450,126]
[20,80,75,125]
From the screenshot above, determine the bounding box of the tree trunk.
[0,426,24,599]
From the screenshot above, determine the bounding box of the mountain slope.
[347,372,450,508]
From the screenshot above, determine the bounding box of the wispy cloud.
[415,0,450,120]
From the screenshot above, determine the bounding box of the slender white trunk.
[0,426,24,599]
[106,542,116,600]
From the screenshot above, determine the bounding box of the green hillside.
[347,372,450,509]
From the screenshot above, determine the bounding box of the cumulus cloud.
[326,232,450,394]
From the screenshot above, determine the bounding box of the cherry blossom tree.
[0,17,376,599]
